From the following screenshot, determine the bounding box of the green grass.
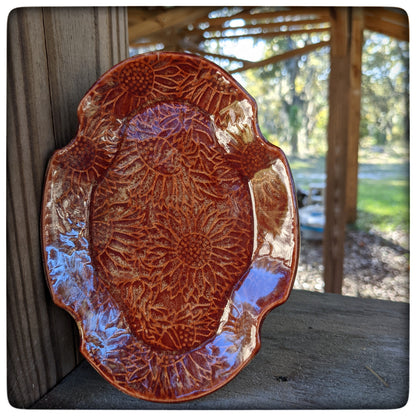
[288,148,409,235]
[356,178,409,233]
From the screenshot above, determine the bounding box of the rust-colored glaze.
[41,52,299,402]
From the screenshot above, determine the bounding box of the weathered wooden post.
[324,7,360,293]
[7,7,128,407]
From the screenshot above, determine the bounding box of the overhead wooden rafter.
[128,6,217,49]
[202,27,329,41]
[128,6,408,65]
[363,7,409,41]
[129,6,332,66]
[229,41,330,73]
[195,17,330,34]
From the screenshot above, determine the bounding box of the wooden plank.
[128,6,214,44]
[365,7,409,28]
[7,9,72,407]
[346,8,364,224]
[42,7,128,148]
[32,290,409,409]
[323,8,350,293]
[204,27,329,41]
[7,7,128,408]
[194,7,331,27]
[193,17,330,34]
[96,7,129,71]
[230,41,330,73]
[363,13,409,42]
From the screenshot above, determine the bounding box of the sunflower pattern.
[88,98,253,352]
[140,201,252,351]
[84,53,243,120]
[58,116,121,186]
[42,52,299,402]
[119,101,241,208]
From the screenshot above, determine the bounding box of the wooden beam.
[230,41,330,73]
[128,6,214,44]
[128,7,156,26]
[188,49,252,65]
[193,17,330,34]
[204,27,329,41]
[364,13,408,41]
[324,7,350,294]
[7,7,129,407]
[365,7,408,28]
[243,7,332,20]
[195,7,331,27]
[192,7,254,27]
[130,40,164,49]
[346,8,364,224]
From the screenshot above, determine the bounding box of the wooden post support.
[7,7,128,408]
[346,8,364,224]
[324,7,358,293]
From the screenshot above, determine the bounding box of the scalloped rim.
[41,52,299,402]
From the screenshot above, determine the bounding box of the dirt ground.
[294,228,409,303]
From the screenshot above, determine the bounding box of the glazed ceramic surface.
[41,52,299,402]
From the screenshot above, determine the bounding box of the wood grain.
[31,290,409,409]
[324,8,350,293]
[7,7,128,408]
[364,8,409,42]
[345,8,364,224]
[128,7,215,45]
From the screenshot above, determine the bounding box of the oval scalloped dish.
[41,52,299,402]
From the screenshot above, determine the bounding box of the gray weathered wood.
[42,7,129,147]
[7,7,128,408]
[31,290,409,409]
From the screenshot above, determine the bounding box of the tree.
[239,35,329,156]
[360,31,409,147]
[202,24,408,156]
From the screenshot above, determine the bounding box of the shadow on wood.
[32,290,409,410]
[7,7,128,408]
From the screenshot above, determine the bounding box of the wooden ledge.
[31,290,409,410]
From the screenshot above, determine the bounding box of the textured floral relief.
[118,61,155,96]
[84,54,247,121]
[123,101,231,206]
[251,165,289,232]
[42,52,299,402]
[57,115,121,189]
[179,67,240,114]
[141,201,252,351]
[89,98,254,352]
[88,55,199,118]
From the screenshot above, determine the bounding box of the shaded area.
[31,290,409,410]
[295,228,409,302]
[292,146,409,302]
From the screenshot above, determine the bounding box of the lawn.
[287,147,409,235]
[356,178,409,233]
